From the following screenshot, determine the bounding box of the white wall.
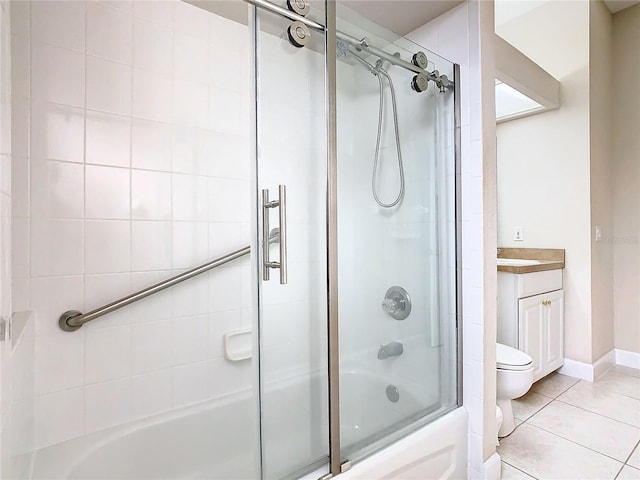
[409,0,498,476]
[1,2,37,477]
[496,0,594,364]
[612,3,640,356]
[589,0,614,362]
[11,0,256,453]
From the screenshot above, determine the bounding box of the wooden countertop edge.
[497,261,565,274]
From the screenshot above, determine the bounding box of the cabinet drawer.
[517,269,562,298]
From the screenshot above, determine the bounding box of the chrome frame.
[454,63,464,406]
[325,1,342,476]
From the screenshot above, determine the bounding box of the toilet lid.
[496,343,533,371]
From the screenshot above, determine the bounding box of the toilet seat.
[497,343,533,371]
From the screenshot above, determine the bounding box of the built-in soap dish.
[223,329,252,362]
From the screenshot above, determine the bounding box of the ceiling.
[603,0,640,13]
[340,0,465,35]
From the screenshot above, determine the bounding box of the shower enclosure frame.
[249,1,464,478]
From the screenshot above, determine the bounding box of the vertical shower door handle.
[262,185,287,284]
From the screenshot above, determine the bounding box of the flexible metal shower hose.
[371,67,405,208]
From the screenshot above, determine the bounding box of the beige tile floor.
[498,366,640,480]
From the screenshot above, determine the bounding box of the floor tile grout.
[503,369,640,480]
[523,415,634,465]
[552,397,640,429]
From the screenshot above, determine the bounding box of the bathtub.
[30,372,467,479]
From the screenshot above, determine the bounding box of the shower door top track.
[243,0,454,90]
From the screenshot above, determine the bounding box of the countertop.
[497,247,565,273]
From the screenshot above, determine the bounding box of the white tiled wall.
[2,1,37,478]
[409,2,498,478]
[11,0,254,450]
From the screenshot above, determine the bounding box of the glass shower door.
[253,5,330,480]
[335,6,459,464]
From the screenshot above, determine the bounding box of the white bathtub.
[30,395,259,479]
[30,373,467,479]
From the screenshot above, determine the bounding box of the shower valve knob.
[411,73,429,93]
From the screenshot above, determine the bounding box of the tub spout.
[377,341,404,360]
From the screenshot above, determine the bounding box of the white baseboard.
[558,358,595,381]
[615,349,640,370]
[593,350,616,380]
[558,350,616,382]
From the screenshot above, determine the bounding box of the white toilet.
[496,343,534,437]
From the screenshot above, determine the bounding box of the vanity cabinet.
[498,269,564,383]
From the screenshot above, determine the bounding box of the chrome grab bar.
[59,232,280,332]
[261,185,288,284]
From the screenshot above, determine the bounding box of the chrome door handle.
[262,185,288,284]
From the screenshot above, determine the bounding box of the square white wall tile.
[131,169,172,220]
[31,42,85,107]
[173,79,208,128]
[172,273,209,317]
[11,94,29,156]
[31,0,85,52]
[30,219,83,276]
[131,320,172,374]
[85,165,130,220]
[84,273,132,328]
[131,370,172,420]
[35,333,84,394]
[208,43,249,95]
[87,56,132,116]
[84,220,131,274]
[85,325,132,384]
[30,160,84,219]
[86,111,131,168]
[12,217,29,278]
[208,222,242,257]
[84,378,132,433]
[12,155,29,217]
[207,132,250,180]
[208,88,247,136]
[131,119,172,171]
[133,17,172,75]
[87,1,132,64]
[129,271,172,324]
[172,221,208,269]
[173,33,208,83]
[34,388,84,449]
[173,1,209,40]
[171,360,214,407]
[172,174,208,221]
[210,356,252,397]
[131,221,172,271]
[132,68,172,122]
[30,102,85,163]
[30,275,84,336]
[172,315,208,365]
[132,1,173,27]
[208,177,250,223]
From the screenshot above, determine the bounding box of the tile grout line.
[502,460,538,479]
[516,421,629,467]
[553,397,640,429]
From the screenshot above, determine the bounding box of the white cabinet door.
[518,295,544,381]
[544,290,564,373]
